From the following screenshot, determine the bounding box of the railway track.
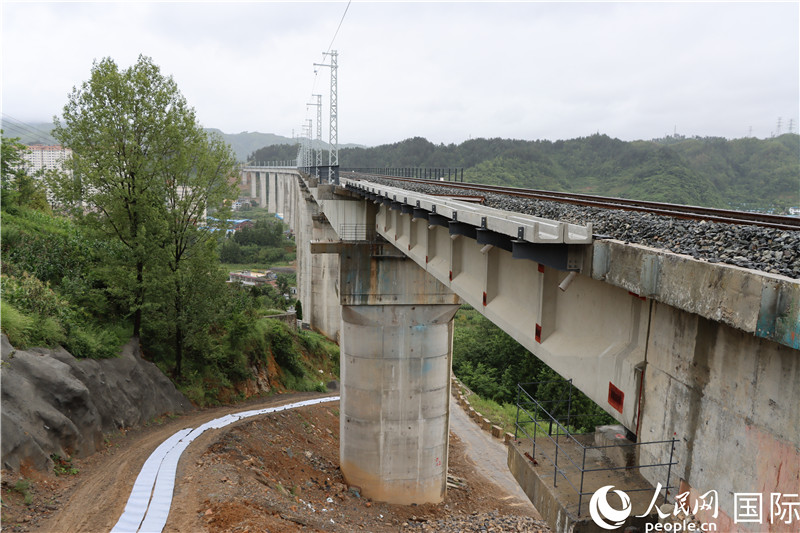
[349,173,800,232]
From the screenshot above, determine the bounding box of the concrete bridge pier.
[268,172,277,213]
[338,242,460,504]
[259,172,267,208]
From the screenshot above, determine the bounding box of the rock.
[1,335,193,472]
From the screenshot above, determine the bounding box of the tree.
[157,129,237,375]
[1,133,49,212]
[276,274,290,298]
[53,55,201,338]
[219,238,243,263]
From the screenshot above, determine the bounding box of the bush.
[266,319,303,376]
[0,301,66,349]
[1,272,69,320]
[62,323,123,359]
[1,301,34,347]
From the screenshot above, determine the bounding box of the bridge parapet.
[342,178,593,245]
[593,239,800,350]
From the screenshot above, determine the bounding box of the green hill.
[339,134,800,211]
[0,120,362,164]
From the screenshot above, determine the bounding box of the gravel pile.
[401,510,549,532]
[366,177,800,279]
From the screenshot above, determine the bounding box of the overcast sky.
[2,1,798,146]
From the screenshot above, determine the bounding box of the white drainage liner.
[111,396,340,533]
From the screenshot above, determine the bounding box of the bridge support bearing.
[339,303,459,504]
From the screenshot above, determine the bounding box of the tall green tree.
[52,55,201,338]
[157,129,237,375]
[1,133,26,209]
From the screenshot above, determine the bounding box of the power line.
[1,113,59,144]
[311,1,351,95]
[325,0,351,57]
[305,2,350,183]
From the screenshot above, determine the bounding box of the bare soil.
[2,392,546,532]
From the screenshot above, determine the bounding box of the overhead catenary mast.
[307,94,323,180]
[306,119,313,173]
[299,121,313,173]
[314,50,338,184]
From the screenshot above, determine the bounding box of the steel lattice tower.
[306,119,313,172]
[315,50,338,183]
[307,94,323,179]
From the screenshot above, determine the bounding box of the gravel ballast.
[360,177,800,279]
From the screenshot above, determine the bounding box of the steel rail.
[350,173,800,231]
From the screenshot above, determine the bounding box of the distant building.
[22,144,71,174]
[228,270,277,287]
[17,145,72,204]
[174,185,207,223]
[230,219,254,231]
[232,197,255,211]
[205,217,253,234]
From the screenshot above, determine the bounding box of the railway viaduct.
[241,166,799,532]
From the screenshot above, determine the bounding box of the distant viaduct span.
[241,166,799,531]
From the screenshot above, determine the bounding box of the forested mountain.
[246,140,365,165]
[0,120,354,163]
[206,129,296,162]
[338,134,800,211]
[7,116,796,210]
[249,143,303,165]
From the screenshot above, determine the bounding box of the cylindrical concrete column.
[259,171,267,208]
[340,303,459,504]
[268,173,277,213]
[250,171,257,198]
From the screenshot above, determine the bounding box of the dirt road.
[4,391,546,533]
[19,392,328,533]
[448,396,538,513]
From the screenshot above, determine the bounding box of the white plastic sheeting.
[111,396,340,533]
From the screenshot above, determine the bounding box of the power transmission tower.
[788,119,795,134]
[307,94,323,179]
[314,50,338,183]
[306,119,313,172]
[297,124,308,172]
[776,117,782,136]
[298,121,312,173]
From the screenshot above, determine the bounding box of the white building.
[16,145,72,204]
[22,144,71,174]
[174,185,207,224]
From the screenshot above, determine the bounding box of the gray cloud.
[3,2,797,146]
